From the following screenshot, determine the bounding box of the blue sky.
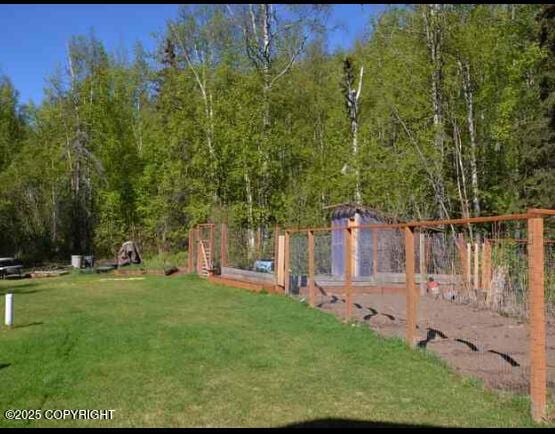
[0,4,386,105]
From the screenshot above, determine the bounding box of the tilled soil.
[303,288,555,399]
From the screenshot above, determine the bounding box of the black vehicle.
[0,258,23,279]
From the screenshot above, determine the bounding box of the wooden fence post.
[196,240,201,275]
[404,226,417,347]
[284,230,290,294]
[188,228,194,273]
[344,226,353,320]
[529,215,546,422]
[274,225,280,291]
[308,229,315,307]
[466,242,472,287]
[456,234,470,292]
[220,223,228,269]
[196,227,201,275]
[481,240,491,291]
[474,241,480,289]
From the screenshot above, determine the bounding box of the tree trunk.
[244,167,256,261]
[169,23,217,202]
[453,120,470,219]
[261,4,272,130]
[453,119,474,241]
[423,4,449,219]
[343,59,364,205]
[459,59,481,216]
[259,4,272,214]
[352,116,361,205]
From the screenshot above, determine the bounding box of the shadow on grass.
[0,284,43,296]
[0,363,10,370]
[281,418,440,428]
[12,322,44,329]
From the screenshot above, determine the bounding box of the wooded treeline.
[0,4,553,261]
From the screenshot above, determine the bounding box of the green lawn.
[0,274,539,427]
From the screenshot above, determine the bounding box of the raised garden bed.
[30,270,70,278]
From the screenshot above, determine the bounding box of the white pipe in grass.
[5,293,13,327]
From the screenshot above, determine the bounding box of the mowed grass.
[0,274,539,427]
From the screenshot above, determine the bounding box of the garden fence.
[190,209,555,422]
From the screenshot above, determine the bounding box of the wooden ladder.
[198,240,212,278]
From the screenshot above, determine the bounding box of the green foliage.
[0,5,552,262]
[141,251,188,270]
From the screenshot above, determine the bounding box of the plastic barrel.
[71,255,82,269]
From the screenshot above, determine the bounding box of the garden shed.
[329,203,388,278]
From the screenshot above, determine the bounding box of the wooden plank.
[529,216,546,421]
[528,208,555,216]
[195,227,201,274]
[404,226,417,347]
[481,240,492,291]
[456,234,469,291]
[220,223,228,268]
[210,224,215,265]
[404,213,534,228]
[284,231,290,294]
[285,212,534,234]
[308,230,315,307]
[221,266,275,284]
[277,235,285,287]
[466,242,472,287]
[474,242,480,289]
[208,275,275,294]
[200,241,210,277]
[274,225,280,286]
[287,224,406,233]
[196,240,201,275]
[188,228,194,273]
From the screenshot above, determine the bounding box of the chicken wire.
[190,212,555,412]
[225,225,277,272]
[284,218,553,401]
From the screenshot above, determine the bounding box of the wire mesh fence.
[288,231,308,298]
[225,225,277,272]
[191,209,555,421]
[544,217,555,409]
[282,213,555,418]
[410,222,533,398]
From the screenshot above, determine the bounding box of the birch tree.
[342,57,364,204]
[421,4,450,219]
[168,6,224,203]
[226,4,328,251]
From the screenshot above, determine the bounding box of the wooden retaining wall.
[220,266,275,285]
